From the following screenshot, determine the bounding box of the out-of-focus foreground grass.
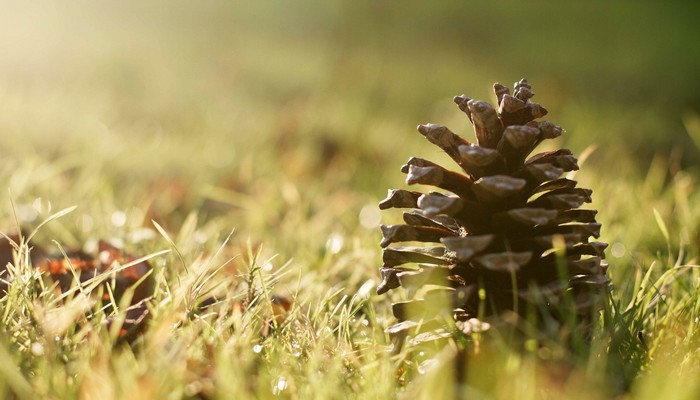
[0,1,699,398]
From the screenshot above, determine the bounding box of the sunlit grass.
[1,1,699,399]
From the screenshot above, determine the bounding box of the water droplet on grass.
[130,228,156,243]
[272,377,287,394]
[356,279,375,299]
[359,204,381,229]
[111,211,127,227]
[30,342,44,356]
[611,242,626,258]
[326,233,343,254]
[17,204,38,222]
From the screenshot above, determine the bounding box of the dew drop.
[359,204,381,229]
[611,242,626,258]
[30,342,44,356]
[272,377,287,394]
[17,204,38,222]
[326,233,344,254]
[111,211,127,227]
[194,230,208,244]
[130,228,156,243]
[356,279,375,300]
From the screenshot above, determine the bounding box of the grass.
[1,1,700,399]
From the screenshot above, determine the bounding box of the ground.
[0,2,699,399]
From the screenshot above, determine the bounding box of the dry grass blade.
[26,205,78,243]
[152,219,189,274]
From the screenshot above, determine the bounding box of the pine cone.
[377,79,609,340]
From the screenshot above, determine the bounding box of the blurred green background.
[0,0,699,259]
[2,3,700,397]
